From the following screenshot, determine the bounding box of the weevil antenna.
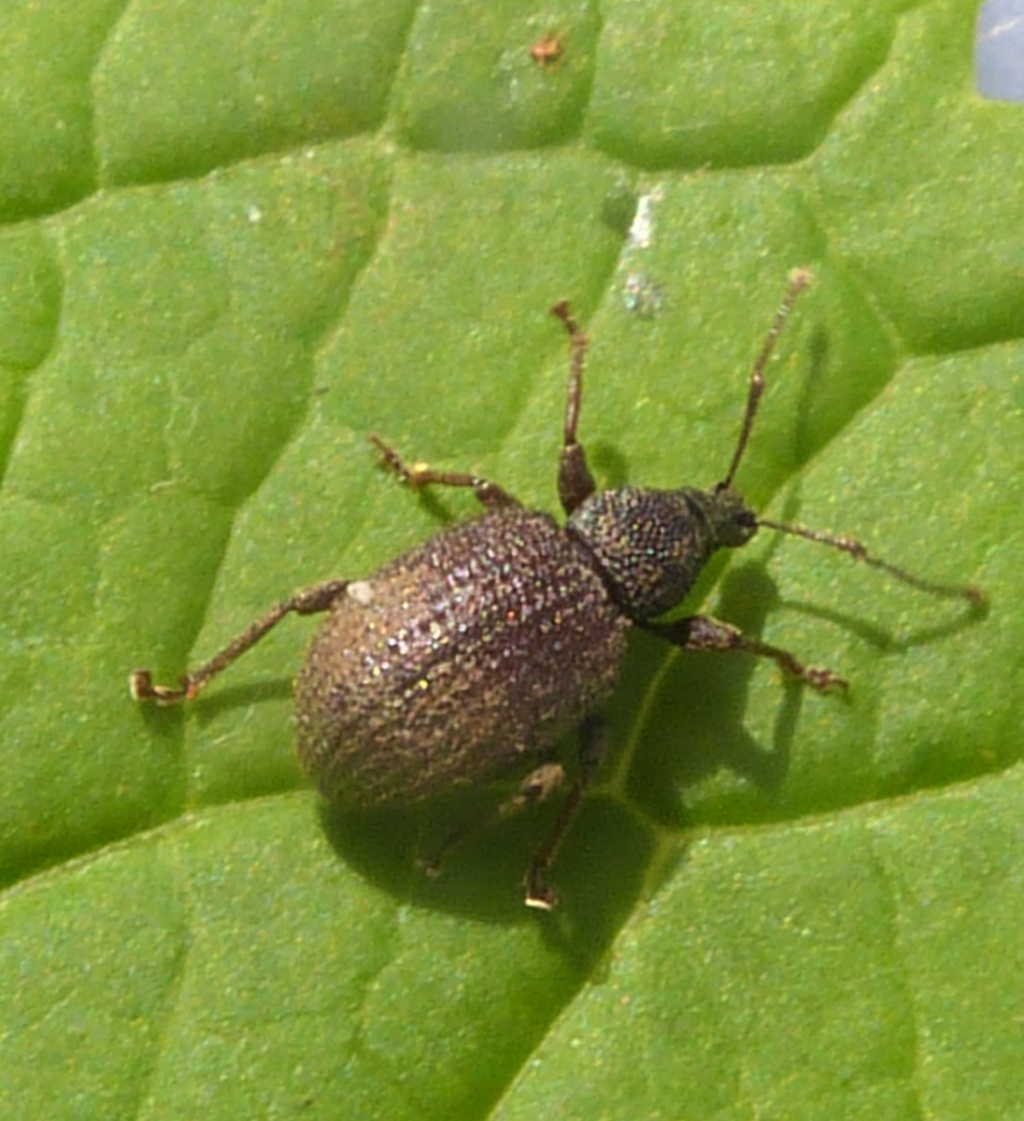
[758,518,985,604]
[722,268,812,490]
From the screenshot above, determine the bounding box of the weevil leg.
[370,435,519,510]
[550,301,597,516]
[419,762,567,878]
[129,578,350,704]
[642,615,849,693]
[524,714,608,910]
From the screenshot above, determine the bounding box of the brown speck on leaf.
[530,33,564,67]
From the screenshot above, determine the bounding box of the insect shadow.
[318,761,652,944]
[623,525,986,835]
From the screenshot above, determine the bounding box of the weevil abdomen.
[295,506,630,806]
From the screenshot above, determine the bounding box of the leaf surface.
[1,2,1020,1118]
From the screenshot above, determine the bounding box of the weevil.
[131,271,983,908]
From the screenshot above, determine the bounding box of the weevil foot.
[129,669,194,704]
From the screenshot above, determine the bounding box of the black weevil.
[131,271,983,908]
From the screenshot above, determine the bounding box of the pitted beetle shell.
[295,507,629,806]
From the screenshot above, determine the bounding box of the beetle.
[131,271,982,908]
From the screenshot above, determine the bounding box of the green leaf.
[1,1,1020,1118]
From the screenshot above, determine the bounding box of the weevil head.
[704,482,759,547]
[567,484,759,622]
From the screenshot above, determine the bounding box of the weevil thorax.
[566,483,758,621]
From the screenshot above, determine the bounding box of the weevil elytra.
[131,271,983,908]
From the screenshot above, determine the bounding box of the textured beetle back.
[295,507,630,807]
[568,487,721,620]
